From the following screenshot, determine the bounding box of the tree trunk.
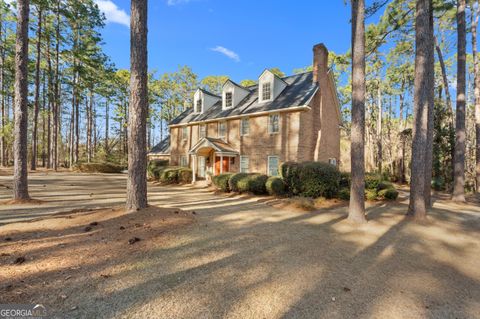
[424,2,434,209]
[472,0,480,193]
[31,7,42,171]
[13,0,30,200]
[377,84,382,175]
[46,36,52,169]
[407,0,434,220]
[0,8,5,167]
[53,0,60,171]
[348,0,367,223]
[126,0,148,211]
[453,0,467,202]
[105,98,109,155]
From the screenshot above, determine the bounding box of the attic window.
[195,98,202,113]
[225,92,233,108]
[262,82,272,101]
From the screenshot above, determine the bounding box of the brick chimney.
[313,43,329,83]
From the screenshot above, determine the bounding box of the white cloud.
[167,0,192,5]
[95,0,130,28]
[210,46,240,62]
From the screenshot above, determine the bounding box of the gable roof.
[149,136,170,155]
[189,137,238,155]
[170,71,318,126]
[198,88,220,98]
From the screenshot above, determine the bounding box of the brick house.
[153,43,341,183]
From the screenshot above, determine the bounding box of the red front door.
[215,156,229,175]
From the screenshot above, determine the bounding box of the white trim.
[259,82,273,103]
[268,113,280,134]
[240,155,249,173]
[218,121,227,138]
[240,117,250,136]
[169,105,311,128]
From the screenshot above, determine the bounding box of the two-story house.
[150,43,341,183]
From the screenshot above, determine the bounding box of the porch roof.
[189,137,238,156]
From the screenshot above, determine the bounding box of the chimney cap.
[313,43,328,53]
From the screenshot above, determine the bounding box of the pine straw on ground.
[0,206,195,310]
[0,198,45,205]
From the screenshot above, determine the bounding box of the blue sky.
[98,0,353,82]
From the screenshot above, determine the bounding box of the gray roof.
[170,71,318,125]
[149,136,170,154]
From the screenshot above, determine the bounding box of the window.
[240,118,250,136]
[199,125,206,138]
[230,157,235,165]
[218,121,227,138]
[181,126,188,140]
[262,82,271,101]
[329,158,337,167]
[268,114,280,134]
[240,156,249,173]
[195,98,202,113]
[225,92,233,108]
[180,155,188,167]
[268,156,279,176]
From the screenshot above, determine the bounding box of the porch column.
[191,154,197,184]
[220,154,223,174]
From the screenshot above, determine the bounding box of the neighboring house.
[152,43,341,183]
[148,137,170,161]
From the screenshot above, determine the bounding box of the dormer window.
[225,92,233,108]
[262,82,271,101]
[195,98,202,113]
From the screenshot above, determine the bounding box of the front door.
[198,156,206,178]
[214,156,229,175]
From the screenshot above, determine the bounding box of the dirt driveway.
[1,172,480,319]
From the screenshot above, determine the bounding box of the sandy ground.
[0,171,479,319]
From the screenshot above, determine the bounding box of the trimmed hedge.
[338,187,350,200]
[212,173,233,192]
[365,173,383,190]
[339,172,351,189]
[281,161,340,199]
[228,173,249,192]
[266,176,286,196]
[365,189,378,201]
[74,162,124,174]
[377,181,394,191]
[237,174,268,195]
[160,167,192,184]
[378,188,399,200]
[147,160,169,179]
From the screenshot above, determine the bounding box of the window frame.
[267,155,280,176]
[199,124,206,138]
[328,158,337,167]
[240,118,250,136]
[268,114,280,134]
[225,91,233,108]
[218,121,227,138]
[181,126,188,140]
[240,156,249,173]
[180,155,188,167]
[261,82,272,102]
[195,98,202,113]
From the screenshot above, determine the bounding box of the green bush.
[339,172,351,188]
[74,162,125,174]
[365,189,378,201]
[212,173,233,192]
[338,187,350,200]
[228,173,249,192]
[377,181,394,191]
[158,167,192,184]
[237,174,268,195]
[378,187,399,200]
[280,162,302,194]
[178,168,193,183]
[365,173,382,190]
[265,176,286,196]
[147,160,169,179]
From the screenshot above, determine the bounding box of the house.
[153,43,341,183]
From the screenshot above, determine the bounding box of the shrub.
[365,173,382,190]
[280,162,302,194]
[157,167,192,184]
[339,172,351,188]
[338,187,350,200]
[365,189,378,201]
[147,160,169,179]
[212,173,233,192]
[228,173,249,192]
[378,187,399,200]
[237,174,268,195]
[265,176,286,196]
[74,162,124,174]
[377,181,394,191]
[178,168,193,184]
